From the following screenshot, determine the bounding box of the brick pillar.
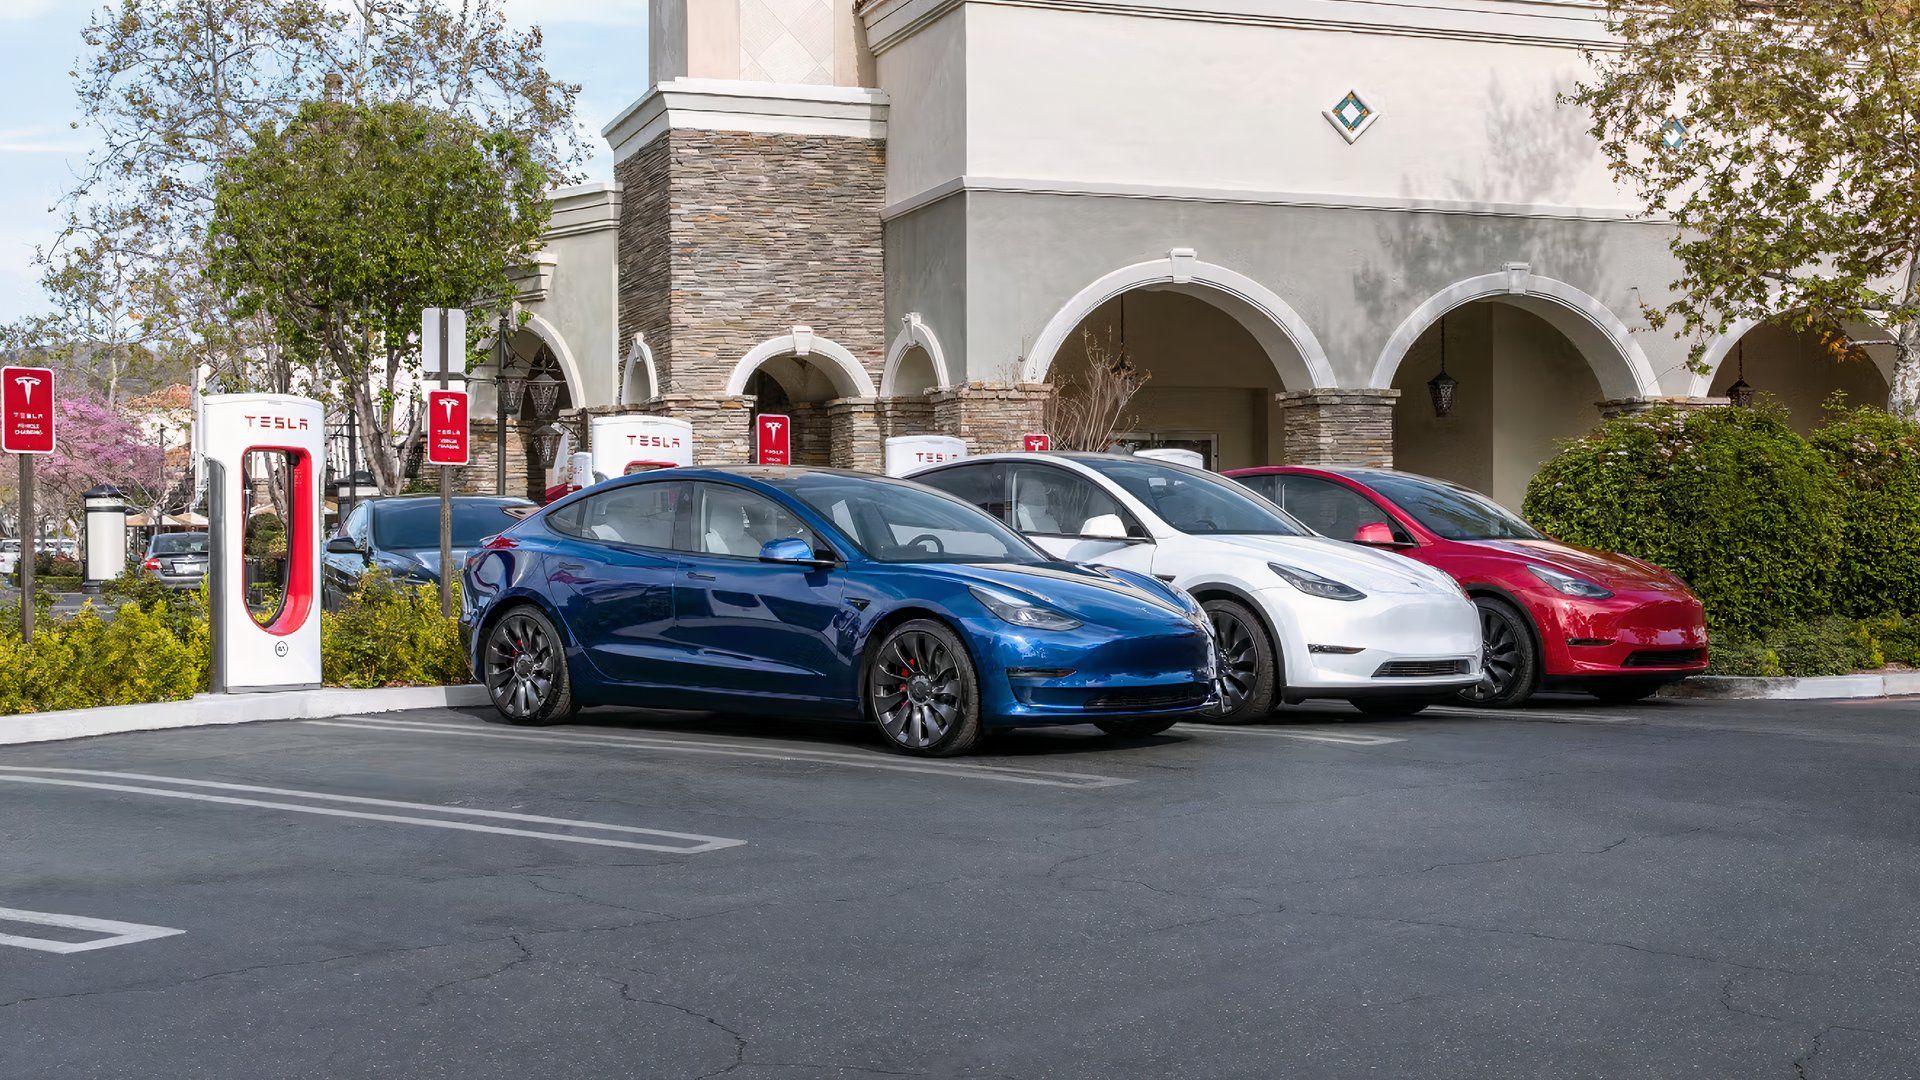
[463,419,530,496]
[827,398,884,473]
[877,394,937,441]
[929,383,1055,454]
[643,393,753,465]
[1598,395,1730,419]
[788,402,831,466]
[1276,388,1399,467]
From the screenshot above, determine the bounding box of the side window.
[691,483,821,559]
[1236,474,1283,505]
[1276,476,1403,542]
[916,463,1008,521]
[550,481,692,550]
[1009,465,1131,537]
[345,504,371,546]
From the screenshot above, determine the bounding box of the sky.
[0,0,650,324]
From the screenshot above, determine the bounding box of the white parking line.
[306,716,1136,789]
[1175,724,1405,746]
[0,766,744,853]
[0,907,185,955]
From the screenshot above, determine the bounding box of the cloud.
[0,129,89,155]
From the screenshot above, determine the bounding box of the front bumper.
[969,617,1218,726]
[1260,586,1484,697]
[1537,591,1709,678]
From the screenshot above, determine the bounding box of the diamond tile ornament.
[1323,90,1380,143]
[1660,117,1687,150]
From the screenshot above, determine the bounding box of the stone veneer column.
[877,395,936,441]
[461,418,530,497]
[788,402,831,466]
[929,384,1054,454]
[826,398,884,472]
[1276,389,1400,467]
[1598,396,1730,419]
[643,393,754,465]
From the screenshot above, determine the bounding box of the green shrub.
[321,568,470,688]
[1810,401,1920,618]
[0,598,208,715]
[10,552,81,586]
[1525,403,1843,637]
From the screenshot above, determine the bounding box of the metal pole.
[19,454,34,642]
[344,396,359,518]
[438,308,454,618]
[495,311,509,497]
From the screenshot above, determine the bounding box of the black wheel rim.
[1462,606,1520,703]
[486,613,556,719]
[870,631,964,749]
[1208,608,1258,714]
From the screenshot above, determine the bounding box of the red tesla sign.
[425,389,470,466]
[1,366,55,455]
[756,413,791,466]
[1022,433,1051,453]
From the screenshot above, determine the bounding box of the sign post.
[422,308,466,617]
[3,365,55,641]
[755,413,791,466]
[1022,433,1051,453]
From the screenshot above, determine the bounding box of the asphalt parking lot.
[4,696,1920,1078]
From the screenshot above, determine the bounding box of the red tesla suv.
[1226,466,1708,706]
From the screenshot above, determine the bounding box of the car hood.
[934,561,1194,623]
[1193,534,1456,595]
[1474,539,1687,592]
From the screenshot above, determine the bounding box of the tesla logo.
[756,413,791,466]
[439,397,457,419]
[426,389,470,466]
[2,364,56,454]
[243,415,312,430]
[624,434,683,448]
[763,419,783,436]
[12,375,39,404]
[914,451,957,463]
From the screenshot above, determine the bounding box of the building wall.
[1706,323,1893,433]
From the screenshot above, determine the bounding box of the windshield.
[375,501,530,549]
[1073,456,1307,536]
[773,474,1045,565]
[150,532,208,555]
[1365,473,1541,541]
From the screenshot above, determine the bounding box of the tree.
[34,0,582,394]
[0,392,164,538]
[1044,328,1151,452]
[1571,0,1920,418]
[207,99,549,494]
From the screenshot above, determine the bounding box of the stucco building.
[481,0,1899,509]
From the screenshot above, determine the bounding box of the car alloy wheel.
[1202,598,1276,723]
[484,607,575,725]
[1457,596,1538,708]
[868,620,981,756]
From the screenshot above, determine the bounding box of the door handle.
[687,571,717,582]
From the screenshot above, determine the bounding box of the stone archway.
[728,328,882,471]
[1691,316,1895,429]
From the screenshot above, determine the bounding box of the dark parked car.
[460,467,1219,756]
[324,495,535,609]
[142,531,210,589]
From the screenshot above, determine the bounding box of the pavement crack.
[416,934,535,1005]
[602,977,748,1079]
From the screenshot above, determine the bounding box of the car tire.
[866,619,982,757]
[481,604,577,726]
[1590,679,1663,704]
[1204,598,1278,724]
[1353,696,1432,717]
[1093,717,1181,738]
[1457,596,1539,708]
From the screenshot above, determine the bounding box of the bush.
[0,598,208,715]
[10,551,81,586]
[1809,401,1920,618]
[1525,403,1844,637]
[321,568,469,688]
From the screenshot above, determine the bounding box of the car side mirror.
[325,535,365,556]
[1080,514,1128,540]
[759,536,832,567]
[1352,521,1406,548]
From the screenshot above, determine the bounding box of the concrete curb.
[1665,672,1920,701]
[0,685,491,747]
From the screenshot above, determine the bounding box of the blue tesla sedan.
[460,467,1218,756]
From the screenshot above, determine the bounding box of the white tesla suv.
[912,453,1482,720]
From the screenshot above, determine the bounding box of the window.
[771,473,1043,564]
[916,463,1008,522]
[1009,464,1132,538]
[1273,475,1404,543]
[1364,473,1541,541]
[549,481,692,550]
[691,483,821,559]
[374,500,532,550]
[150,532,208,555]
[1071,456,1307,536]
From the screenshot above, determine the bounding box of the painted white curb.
[0,685,490,747]
[1665,672,1920,701]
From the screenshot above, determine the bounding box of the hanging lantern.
[1428,316,1458,417]
[530,423,565,471]
[497,373,528,415]
[528,374,563,422]
[1727,343,1756,408]
[404,439,426,480]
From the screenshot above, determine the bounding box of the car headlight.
[1268,562,1366,602]
[1527,564,1613,599]
[969,585,1082,631]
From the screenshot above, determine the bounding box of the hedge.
[1810,401,1920,618]
[1524,402,1845,637]
[320,568,470,688]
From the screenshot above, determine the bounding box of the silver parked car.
[142,531,210,589]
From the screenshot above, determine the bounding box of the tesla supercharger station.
[589,415,693,481]
[1135,447,1206,470]
[202,393,325,693]
[885,435,967,477]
